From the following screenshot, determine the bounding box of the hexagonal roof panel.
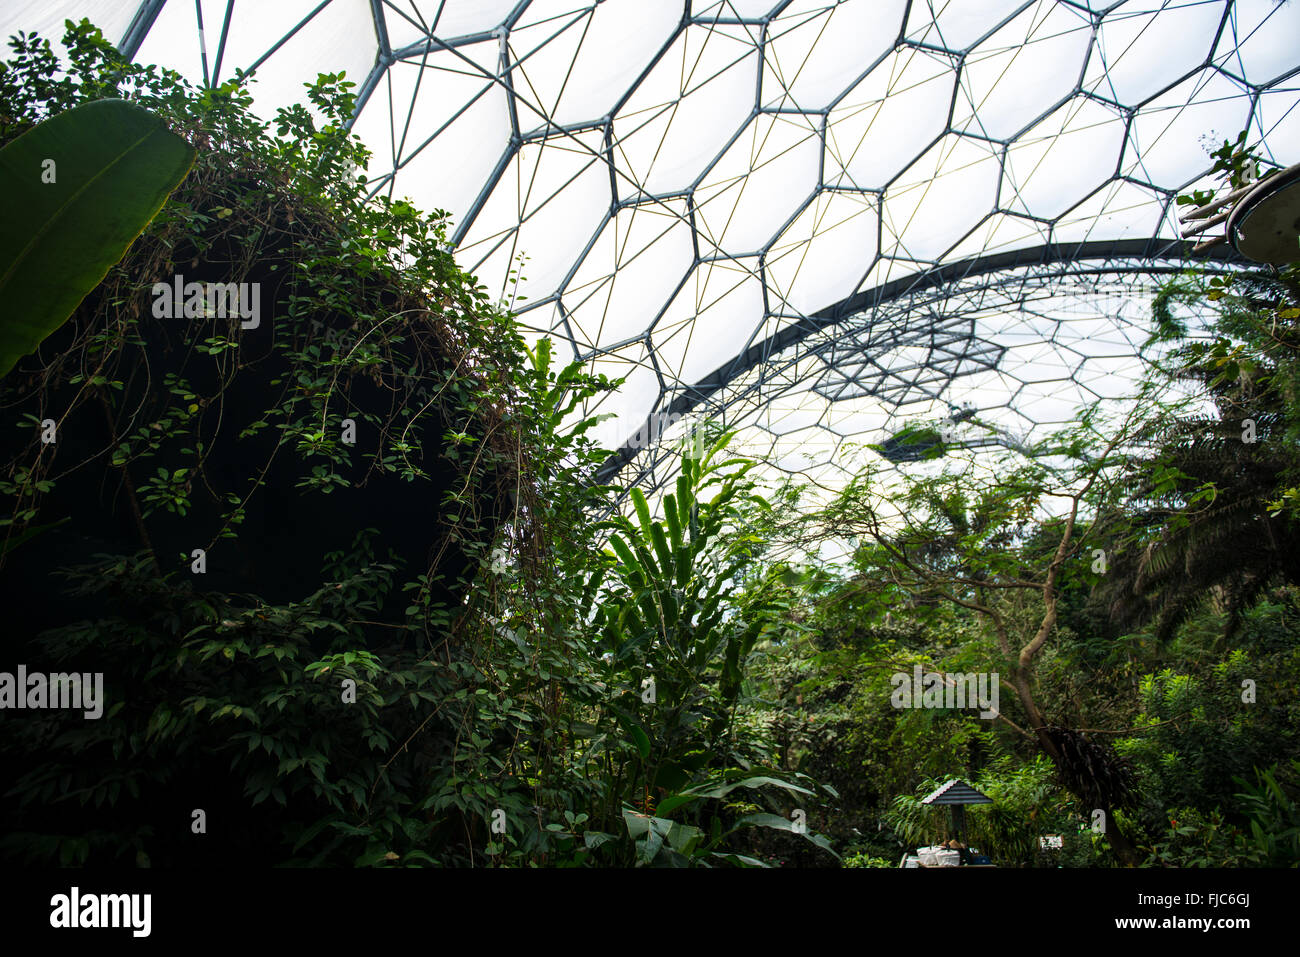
[6,0,1297,500]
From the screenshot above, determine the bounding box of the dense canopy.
[3,1,1300,882]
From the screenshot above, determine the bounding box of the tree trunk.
[1098,805,1141,867]
[1011,666,1141,866]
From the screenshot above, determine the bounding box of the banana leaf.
[0,99,196,379]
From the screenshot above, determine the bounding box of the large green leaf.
[732,813,838,856]
[653,791,698,817]
[0,99,196,379]
[607,534,644,586]
[614,712,651,758]
[681,773,814,800]
[621,809,702,864]
[0,515,69,557]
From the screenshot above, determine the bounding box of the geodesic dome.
[5,1,1299,497]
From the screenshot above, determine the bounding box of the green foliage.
[0,98,195,377]
[0,20,615,867]
[584,435,837,865]
[0,21,504,566]
[1174,129,1277,211]
[1104,131,1300,641]
[843,852,895,867]
[0,535,443,866]
[2,31,1298,870]
[1140,762,1300,868]
[1231,761,1300,866]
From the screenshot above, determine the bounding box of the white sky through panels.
[5,0,1299,498]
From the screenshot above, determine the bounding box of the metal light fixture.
[1181,162,1300,265]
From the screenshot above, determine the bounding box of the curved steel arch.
[596,237,1242,485]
